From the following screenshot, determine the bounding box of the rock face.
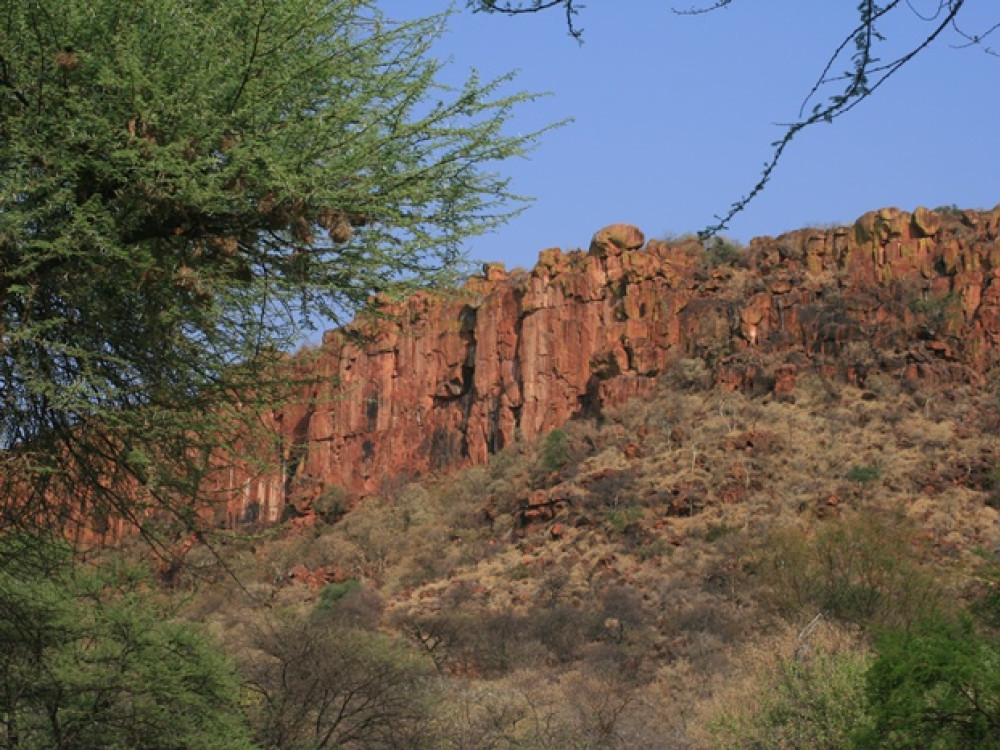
[218,206,1000,526]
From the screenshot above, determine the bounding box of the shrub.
[859,617,1000,749]
[314,484,349,524]
[759,513,941,628]
[532,604,593,663]
[711,650,872,749]
[317,578,361,609]
[607,505,644,534]
[703,237,748,268]
[313,579,385,630]
[846,463,882,485]
[537,428,570,473]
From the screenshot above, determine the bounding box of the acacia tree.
[469,1,993,234]
[0,0,546,542]
[0,536,253,749]
[859,617,1000,748]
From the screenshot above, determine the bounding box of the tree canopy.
[0,536,253,749]
[0,0,545,540]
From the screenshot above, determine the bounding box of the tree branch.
[468,0,991,235]
[468,1,585,40]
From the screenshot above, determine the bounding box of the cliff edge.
[219,205,1000,526]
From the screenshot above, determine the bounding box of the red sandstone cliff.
[220,205,1000,526]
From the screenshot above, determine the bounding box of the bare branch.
[702,0,965,237]
[468,1,585,40]
[469,0,992,234]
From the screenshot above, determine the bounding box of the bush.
[663,357,711,391]
[846,463,882,485]
[711,650,872,749]
[760,513,940,628]
[607,505,644,534]
[532,604,594,663]
[314,484,349,524]
[703,237,747,268]
[536,428,570,477]
[859,617,1000,749]
[317,578,361,609]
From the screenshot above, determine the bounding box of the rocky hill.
[174,205,1000,748]
[218,205,1000,527]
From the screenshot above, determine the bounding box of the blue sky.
[381,2,999,272]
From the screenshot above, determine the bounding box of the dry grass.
[172,371,1000,748]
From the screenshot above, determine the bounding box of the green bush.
[711,651,872,749]
[607,505,644,534]
[538,428,570,473]
[0,537,252,749]
[846,463,882,485]
[316,579,361,611]
[760,513,940,628]
[703,237,747,268]
[858,617,1000,749]
[314,484,349,524]
[662,356,711,391]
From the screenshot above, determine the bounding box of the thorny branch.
[469,1,995,235]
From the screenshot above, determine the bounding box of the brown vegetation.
[173,360,1000,747]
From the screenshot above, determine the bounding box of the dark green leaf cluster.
[0,536,253,749]
[846,463,882,484]
[860,618,1000,749]
[538,428,570,473]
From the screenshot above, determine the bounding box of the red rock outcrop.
[217,205,1000,526]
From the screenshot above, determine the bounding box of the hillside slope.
[169,206,1000,747]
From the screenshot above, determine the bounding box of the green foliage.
[933,204,964,216]
[705,523,735,543]
[0,0,546,535]
[314,485,349,524]
[662,356,711,391]
[909,292,961,337]
[607,505,644,534]
[635,537,674,561]
[971,558,1000,628]
[712,651,872,750]
[846,463,882,484]
[538,428,570,473]
[0,536,252,749]
[702,236,747,268]
[859,618,1000,749]
[315,578,361,612]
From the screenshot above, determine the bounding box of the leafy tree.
[858,617,1000,749]
[0,535,252,749]
[0,0,545,542]
[468,1,991,234]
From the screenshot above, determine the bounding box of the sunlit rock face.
[218,206,1000,526]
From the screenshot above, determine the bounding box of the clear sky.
[380,2,1000,273]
